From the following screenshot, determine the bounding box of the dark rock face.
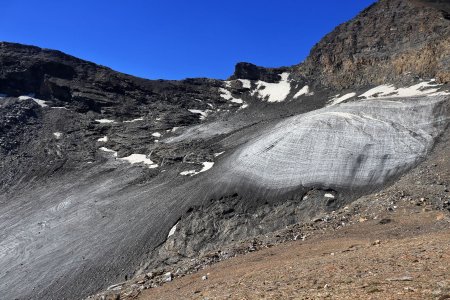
[0,99,41,154]
[0,42,225,116]
[291,0,450,89]
[229,62,289,82]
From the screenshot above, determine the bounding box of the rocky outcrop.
[0,42,225,116]
[228,62,290,83]
[290,0,450,89]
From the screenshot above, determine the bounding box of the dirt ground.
[140,209,450,300]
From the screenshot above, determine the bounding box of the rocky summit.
[0,0,449,299]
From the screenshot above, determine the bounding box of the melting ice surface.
[219,95,448,192]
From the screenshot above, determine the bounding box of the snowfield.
[252,72,292,102]
[119,154,158,168]
[359,80,449,99]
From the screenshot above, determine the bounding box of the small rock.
[386,275,413,282]
[102,294,120,300]
[202,275,208,280]
[372,240,381,246]
[378,218,391,225]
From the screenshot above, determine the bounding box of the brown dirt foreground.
[140,210,450,300]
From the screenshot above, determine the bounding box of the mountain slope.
[0,0,449,299]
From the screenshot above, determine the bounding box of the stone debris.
[386,276,414,282]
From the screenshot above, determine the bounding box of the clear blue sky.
[1,0,376,80]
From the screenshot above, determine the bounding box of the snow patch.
[118,154,158,168]
[359,81,450,99]
[328,92,357,106]
[123,117,144,123]
[293,85,313,98]
[53,132,62,139]
[253,72,291,102]
[167,222,178,238]
[214,151,225,157]
[180,162,215,176]
[152,132,162,138]
[324,193,335,199]
[97,136,108,142]
[231,98,243,104]
[199,162,214,172]
[238,79,251,89]
[219,88,244,104]
[359,85,397,98]
[99,147,118,157]
[95,119,116,124]
[188,109,208,120]
[18,95,48,107]
[180,170,197,176]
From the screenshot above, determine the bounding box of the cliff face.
[292,0,450,89]
[230,0,450,89]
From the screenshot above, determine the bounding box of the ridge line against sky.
[1,0,376,80]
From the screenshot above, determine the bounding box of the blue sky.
[1,0,376,80]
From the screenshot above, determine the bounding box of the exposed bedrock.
[291,0,450,89]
